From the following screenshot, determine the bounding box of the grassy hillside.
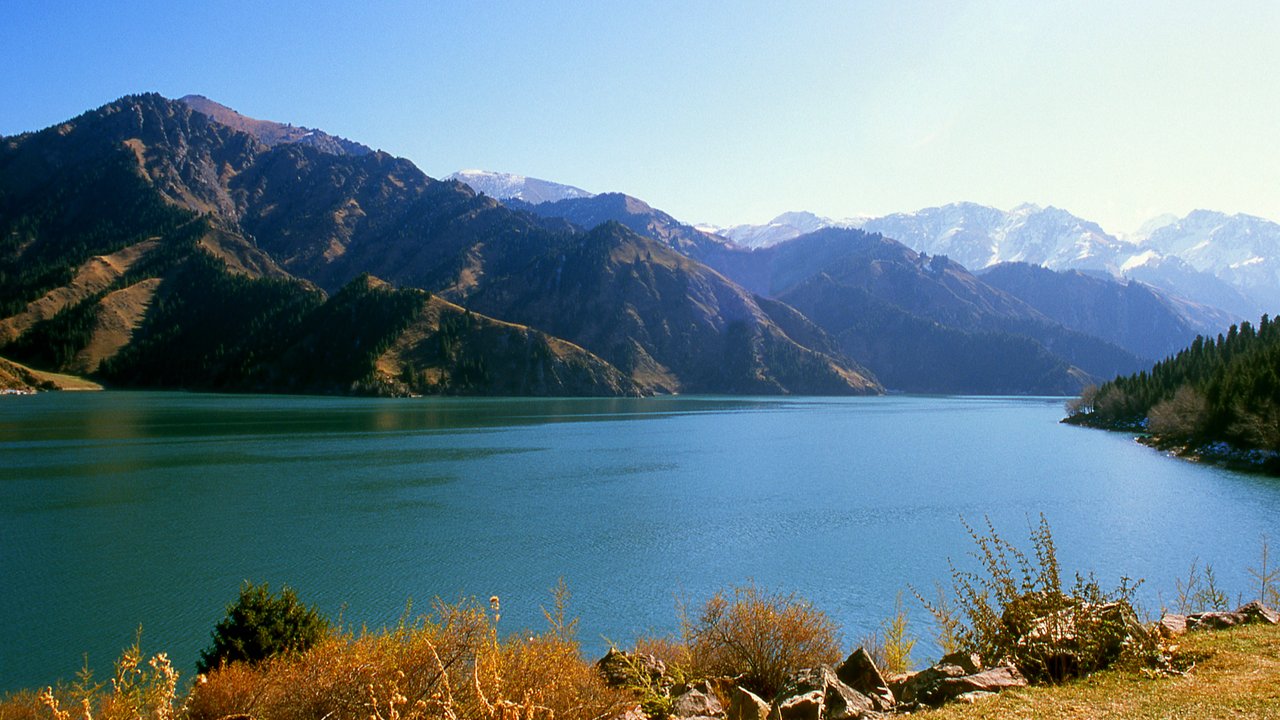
[0,355,101,392]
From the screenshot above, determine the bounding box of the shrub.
[878,593,916,674]
[1247,534,1280,607]
[196,581,329,674]
[188,593,627,720]
[28,633,180,720]
[685,582,841,698]
[1174,559,1231,614]
[921,515,1153,682]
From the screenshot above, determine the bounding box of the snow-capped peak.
[445,169,594,205]
[718,211,869,249]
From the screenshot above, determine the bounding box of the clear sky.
[3,1,1277,234]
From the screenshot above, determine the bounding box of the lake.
[2,392,1278,692]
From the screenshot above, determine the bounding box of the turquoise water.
[2,392,1278,692]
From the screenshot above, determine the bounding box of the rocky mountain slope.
[979,262,1240,362]
[178,95,372,156]
[512,186,1151,393]
[697,229,1145,393]
[0,94,878,396]
[505,192,734,262]
[466,222,879,394]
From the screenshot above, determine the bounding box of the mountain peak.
[177,94,372,157]
[445,169,594,205]
[719,210,866,249]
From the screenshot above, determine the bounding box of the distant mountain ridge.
[979,262,1239,362]
[505,192,734,261]
[695,228,1147,393]
[706,201,1280,318]
[1134,209,1280,315]
[445,169,594,205]
[861,202,1131,273]
[444,168,1280,319]
[711,211,867,249]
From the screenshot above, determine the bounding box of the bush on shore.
[919,515,1155,682]
[9,522,1280,719]
[196,581,329,674]
[684,582,843,698]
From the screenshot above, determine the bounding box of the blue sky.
[3,1,1278,233]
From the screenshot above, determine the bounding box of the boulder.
[834,649,894,711]
[936,651,983,675]
[673,687,724,719]
[727,686,771,720]
[938,665,1027,697]
[768,691,823,720]
[895,662,1025,709]
[953,691,997,704]
[1189,601,1280,631]
[1155,614,1187,638]
[769,667,875,720]
[893,663,967,707]
[1236,600,1280,625]
[1187,610,1245,631]
[596,648,668,689]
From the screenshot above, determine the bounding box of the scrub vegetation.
[3,521,1278,720]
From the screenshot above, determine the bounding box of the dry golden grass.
[2,595,626,720]
[916,623,1280,720]
[2,637,182,720]
[184,598,628,720]
[686,583,843,698]
[67,279,161,375]
[631,634,693,674]
[0,356,101,391]
[0,241,156,345]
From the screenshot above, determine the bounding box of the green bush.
[920,515,1153,682]
[196,582,329,674]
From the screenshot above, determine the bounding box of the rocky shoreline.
[598,601,1279,719]
[1135,435,1280,475]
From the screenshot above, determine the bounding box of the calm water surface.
[2,392,1279,691]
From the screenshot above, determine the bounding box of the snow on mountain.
[445,170,594,205]
[717,201,1277,317]
[441,165,1280,317]
[1138,210,1280,313]
[1122,254,1262,320]
[718,211,867,249]
[860,202,1134,273]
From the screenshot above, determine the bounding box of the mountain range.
[0,94,877,396]
[0,93,1259,397]
[462,170,1253,388]
[701,201,1276,321]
